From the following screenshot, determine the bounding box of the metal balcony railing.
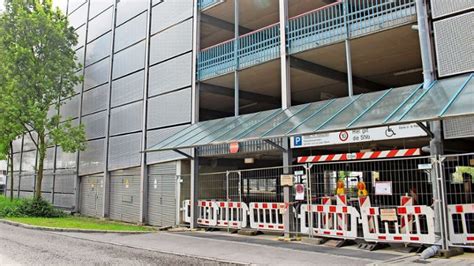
[198,0,417,81]
[199,0,223,11]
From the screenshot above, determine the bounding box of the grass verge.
[5,216,154,232]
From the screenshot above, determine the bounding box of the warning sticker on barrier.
[295,184,305,200]
[375,181,392,195]
[380,208,397,221]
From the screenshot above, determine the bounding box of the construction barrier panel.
[197,200,218,226]
[300,203,360,239]
[360,198,436,244]
[215,201,249,229]
[447,204,474,245]
[249,202,286,231]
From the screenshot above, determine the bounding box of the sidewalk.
[55,230,404,265]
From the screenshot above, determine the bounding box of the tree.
[0,0,86,199]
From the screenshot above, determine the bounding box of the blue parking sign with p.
[294,136,303,147]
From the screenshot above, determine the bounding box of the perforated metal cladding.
[80,175,104,217]
[82,111,107,140]
[198,138,283,157]
[54,194,75,208]
[116,0,148,26]
[146,125,190,165]
[431,0,474,19]
[84,57,110,90]
[12,137,22,154]
[108,133,142,171]
[148,53,192,97]
[85,32,112,67]
[147,88,192,129]
[19,191,34,199]
[19,174,35,191]
[82,84,109,115]
[109,168,140,223]
[89,0,114,19]
[75,47,85,67]
[151,0,192,34]
[111,71,144,107]
[41,171,54,193]
[112,41,146,79]
[54,172,76,194]
[87,8,113,42]
[75,25,86,50]
[114,12,147,52]
[434,12,474,77]
[68,2,88,29]
[21,151,37,172]
[110,101,143,136]
[56,147,77,170]
[44,148,56,170]
[149,19,193,65]
[23,132,38,152]
[148,162,177,227]
[443,116,474,139]
[79,139,105,175]
[60,95,80,121]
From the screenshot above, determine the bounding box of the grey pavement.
[0,223,227,265]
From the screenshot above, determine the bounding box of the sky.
[0,0,4,13]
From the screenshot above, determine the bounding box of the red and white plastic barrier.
[182,199,191,224]
[216,201,249,229]
[197,200,218,226]
[297,148,421,163]
[447,204,474,245]
[359,197,436,244]
[300,196,360,239]
[249,202,286,231]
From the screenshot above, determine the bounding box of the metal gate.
[148,162,177,227]
[109,168,141,223]
[79,175,104,218]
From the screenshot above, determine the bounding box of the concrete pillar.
[279,0,291,109]
[343,0,354,97]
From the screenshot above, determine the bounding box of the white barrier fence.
[447,204,474,245]
[249,202,287,231]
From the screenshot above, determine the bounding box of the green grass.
[5,216,154,232]
[0,195,23,216]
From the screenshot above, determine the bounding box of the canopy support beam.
[264,139,287,152]
[416,122,434,138]
[173,149,194,160]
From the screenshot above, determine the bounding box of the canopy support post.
[264,139,287,152]
[416,122,434,138]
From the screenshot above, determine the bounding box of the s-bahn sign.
[291,123,426,149]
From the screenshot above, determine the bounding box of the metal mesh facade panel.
[112,41,146,79]
[431,0,474,19]
[147,126,189,165]
[89,0,114,19]
[23,132,38,152]
[111,70,144,107]
[82,111,107,140]
[87,7,113,42]
[109,168,141,223]
[84,57,110,90]
[149,19,193,65]
[443,116,474,139]
[42,172,54,192]
[79,139,105,176]
[114,12,147,52]
[151,0,193,34]
[54,193,75,209]
[147,88,192,129]
[19,174,35,191]
[60,95,80,121]
[148,53,192,97]
[82,83,109,115]
[75,25,86,50]
[56,147,77,170]
[434,12,474,77]
[85,32,112,67]
[68,0,87,15]
[116,0,148,26]
[68,2,88,29]
[21,151,37,172]
[54,173,76,194]
[109,101,143,136]
[44,147,55,170]
[80,175,104,217]
[75,47,85,67]
[108,133,142,171]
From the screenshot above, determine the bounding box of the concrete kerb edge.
[0,219,154,234]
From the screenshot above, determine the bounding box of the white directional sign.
[291,123,427,148]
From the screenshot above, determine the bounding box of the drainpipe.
[415,0,447,253]
[234,0,239,116]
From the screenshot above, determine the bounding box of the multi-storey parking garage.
[5,0,474,250]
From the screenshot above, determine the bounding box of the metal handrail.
[198,0,417,80]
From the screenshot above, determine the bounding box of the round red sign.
[339,130,349,142]
[229,142,240,153]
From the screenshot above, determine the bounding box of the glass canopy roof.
[147,73,473,152]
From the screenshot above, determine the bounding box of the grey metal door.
[109,168,140,223]
[148,162,177,227]
[80,175,103,217]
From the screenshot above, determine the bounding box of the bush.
[0,196,66,218]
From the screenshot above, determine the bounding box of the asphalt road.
[0,223,227,265]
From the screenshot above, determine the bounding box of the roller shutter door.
[80,175,104,217]
[109,168,140,223]
[148,162,177,227]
